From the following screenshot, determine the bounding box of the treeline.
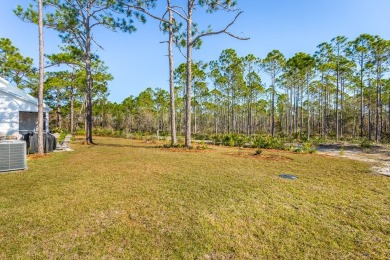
[2,34,390,142]
[86,34,390,142]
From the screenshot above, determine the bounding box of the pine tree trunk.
[388,90,390,136]
[232,84,235,133]
[57,90,61,128]
[300,83,303,139]
[184,6,193,147]
[168,0,177,145]
[295,87,298,135]
[336,68,339,142]
[360,59,364,138]
[85,26,93,144]
[380,88,383,139]
[320,76,324,138]
[227,87,230,133]
[368,84,372,141]
[70,70,75,134]
[70,87,75,134]
[37,0,45,154]
[271,74,275,137]
[324,80,328,137]
[307,75,310,140]
[340,78,344,138]
[193,87,196,134]
[375,77,380,142]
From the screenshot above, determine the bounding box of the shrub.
[50,127,69,134]
[177,136,184,144]
[196,145,209,150]
[287,143,295,151]
[251,135,286,150]
[211,134,223,144]
[228,137,235,147]
[302,142,316,154]
[293,142,316,154]
[192,133,211,140]
[162,143,185,148]
[254,149,262,155]
[293,148,303,153]
[360,138,372,149]
[76,129,86,136]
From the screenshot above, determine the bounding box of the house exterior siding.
[0,77,50,137]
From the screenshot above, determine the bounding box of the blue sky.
[1,0,390,103]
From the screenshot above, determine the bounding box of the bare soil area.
[317,143,390,176]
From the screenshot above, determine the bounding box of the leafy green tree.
[191,62,208,134]
[207,88,222,134]
[44,71,70,129]
[135,88,156,132]
[330,36,348,141]
[46,46,85,134]
[242,54,262,135]
[174,62,208,134]
[348,34,373,138]
[298,53,315,139]
[0,38,35,89]
[261,50,286,137]
[369,36,389,142]
[285,52,314,139]
[154,88,170,135]
[211,49,245,133]
[314,42,334,137]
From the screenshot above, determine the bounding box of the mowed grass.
[0,137,389,259]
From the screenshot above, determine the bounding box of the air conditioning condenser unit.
[0,140,27,172]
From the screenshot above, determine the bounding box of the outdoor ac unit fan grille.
[0,141,27,172]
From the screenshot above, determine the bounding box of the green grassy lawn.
[0,137,389,259]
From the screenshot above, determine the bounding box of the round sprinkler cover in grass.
[279,174,298,180]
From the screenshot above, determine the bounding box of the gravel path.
[316,144,390,177]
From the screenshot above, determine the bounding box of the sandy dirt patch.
[317,144,390,176]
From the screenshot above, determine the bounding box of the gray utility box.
[0,140,27,172]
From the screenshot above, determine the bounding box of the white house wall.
[0,91,48,136]
[0,91,20,136]
[0,76,51,137]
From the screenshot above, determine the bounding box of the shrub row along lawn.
[0,137,389,258]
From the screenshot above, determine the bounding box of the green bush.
[196,145,209,150]
[205,134,290,150]
[51,127,69,135]
[215,134,249,147]
[192,133,211,140]
[251,135,286,150]
[76,129,86,136]
[254,149,263,155]
[211,134,223,144]
[360,138,372,149]
[163,143,185,148]
[302,142,316,154]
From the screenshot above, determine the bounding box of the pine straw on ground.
[0,136,389,259]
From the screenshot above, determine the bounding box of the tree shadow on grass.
[72,138,162,149]
[87,142,162,149]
